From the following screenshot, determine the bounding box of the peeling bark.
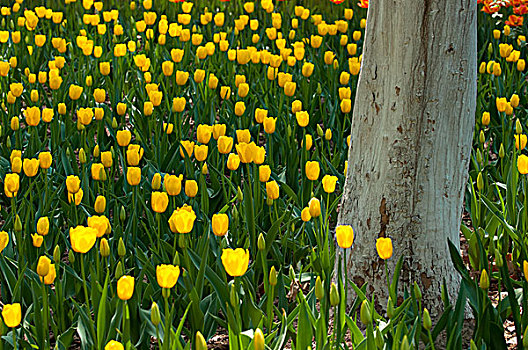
[338,0,476,317]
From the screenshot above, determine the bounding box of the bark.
[338,0,476,316]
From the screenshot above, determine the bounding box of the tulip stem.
[156,213,161,254]
[42,282,49,350]
[12,328,16,350]
[80,254,91,311]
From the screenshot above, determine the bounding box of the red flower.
[358,0,369,8]
[514,5,528,14]
[331,0,346,3]
[506,14,524,26]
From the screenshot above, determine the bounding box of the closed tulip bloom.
[341,99,352,113]
[376,237,393,259]
[266,181,279,200]
[220,86,231,100]
[164,174,183,196]
[194,69,206,83]
[263,117,277,134]
[152,173,162,190]
[116,103,127,116]
[0,231,8,253]
[172,97,186,112]
[176,71,189,85]
[292,100,303,113]
[335,225,354,248]
[105,341,124,350]
[518,155,528,174]
[234,101,246,116]
[156,264,180,289]
[11,158,21,173]
[284,81,296,97]
[236,142,255,163]
[70,225,97,253]
[212,213,229,236]
[37,255,51,277]
[69,84,83,100]
[168,205,196,233]
[143,101,153,116]
[301,207,311,222]
[227,154,241,170]
[25,106,41,126]
[32,233,43,247]
[5,173,20,197]
[95,195,106,213]
[322,175,338,193]
[127,167,141,186]
[255,108,268,124]
[162,61,174,76]
[296,111,309,127]
[101,151,113,168]
[511,94,520,108]
[41,264,56,285]
[305,161,320,181]
[37,217,50,236]
[213,124,226,140]
[194,145,209,162]
[68,188,84,206]
[126,145,144,166]
[91,163,106,181]
[302,62,314,77]
[10,83,23,97]
[151,192,169,213]
[238,83,249,98]
[66,175,81,193]
[2,303,22,328]
[77,108,94,126]
[39,152,52,169]
[309,198,321,217]
[236,129,251,144]
[94,88,106,103]
[116,130,132,147]
[117,275,135,300]
[218,136,234,154]
[180,140,195,158]
[254,146,266,165]
[23,158,40,177]
[197,124,213,144]
[259,165,271,182]
[515,134,528,150]
[185,180,198,197]
[87,215,111,237]
[221,248,249,277]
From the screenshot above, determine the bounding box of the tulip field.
[0,0,525,349]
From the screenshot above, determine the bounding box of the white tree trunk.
[338,0,476,314]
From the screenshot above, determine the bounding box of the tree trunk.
[338,0,476,315]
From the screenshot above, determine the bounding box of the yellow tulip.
[70,225,97,254]
[23,158,40,177]
[185,180,198,197]
[296,111,309,127]
[221,248,249,277]
[309,198,321,217]
[305,161,320,181]
[156,264,180,289]
[4,173,20,197]
[117,275,135,300]
[0,231,8,253]
[37,217,50,236]
[95,195,106,214]
[335,225,354,249]
[196,124,213,144]
[25,106,41,126]
[87,215,111,237]
[168,205,196,233]
[116,130,132,147]
[322,175,338,193]
[164,174,183,196]
[518,154,528,174]
[39,152,52,169]
[41,264,56,285]
[266,181,279,200]
[2,303,22,328]
[37,255,51,277]
[212,213,229,236]
[127,167,141,186]
[151,192,169,213]
[227,154,241,171]
[376,237,393,260]
[105,340,124,350]
[32,233,43,248]
[259,165,271,182]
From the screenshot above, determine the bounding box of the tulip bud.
[173,251,180,266]
[151,173,161,190]
[316,83,322,95]
[374,327,384,348]
[269,266,277,286]
[287,124,292,138]
[6,136,11,149]
[115,261,124,279]
[523,325,528,348]
[315,276,324,300]
[495,250,503,267]
[237,186,243,201]
[316,124,324,137]
[470,340,478,350]
[479,269,489,290]
[68,249,75,264]
[329,282,339,306]
[488,42,493,55]
[112,117,118,129]
[266,198,273,206]
[387,296,395,319]
[79,148,87,164]
[360,300,372,325]
[499,143,505,158]
[151,302,161,326]
[414,281,422,300]
[120,206,126,222]
[477,172,484,191]
[53,245,61,262]
[401,335,410,350]
[254,328,265,350]
[14,215,22,232]
[517,119,523,134]
[476,149,482,164]
[100,238,110,258]
[257,233,266,251]
[423,308,432,331]
[118,237,126,257]
[479,130,485,144]
[196,331,207,350]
